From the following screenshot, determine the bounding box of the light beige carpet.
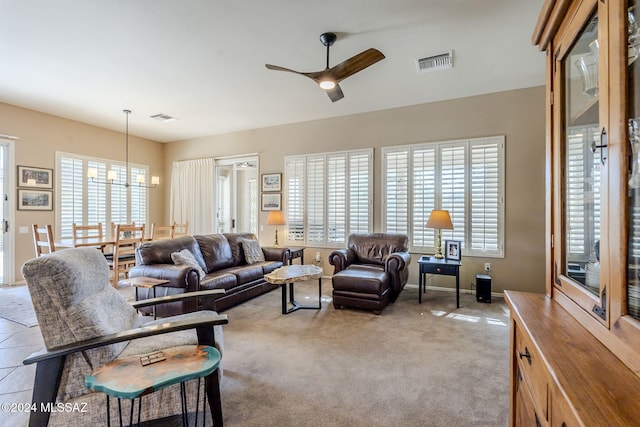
[216,281,510,427]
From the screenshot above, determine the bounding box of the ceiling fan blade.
[326,84,344,102]
[328,48,385,82]
[265,64,304,74]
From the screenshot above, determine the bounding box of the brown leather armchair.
[329,233,411,313]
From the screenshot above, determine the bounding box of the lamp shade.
[266,210,286,226]
[426,210,453,230]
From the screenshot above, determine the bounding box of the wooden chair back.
[32,224,56,257]
[173,221,189,237]
[110,222,136,239]
[72,223,103,240]
[108,224,145,287]
[151,223,175,240]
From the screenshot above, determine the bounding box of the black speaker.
[476,274,491,303]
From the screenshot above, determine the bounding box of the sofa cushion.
[136,236,205,268]
[195,234,235,272]
[200,271,238,291]
[223,232,258,265]
[224,265,265,285]
[261,261,283,274]
[171,249,206,279]
[242,239,265,264]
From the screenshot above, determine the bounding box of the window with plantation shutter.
[56,152,150,238]
[285,158,305,243]
[284,149,372,246]
[382,136,504,257]
[411,147,436,247]
[384,150,409,235]
[565,126,600,261]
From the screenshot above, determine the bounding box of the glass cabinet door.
[562,11,602,298]
[628,1,640,321]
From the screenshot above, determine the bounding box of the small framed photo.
[445,240,461,261]
[261,193,281,211]
[18,166,53,189]
[261,173,282,192]
[18,189,53,211]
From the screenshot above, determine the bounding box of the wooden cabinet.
[508,1,640,425]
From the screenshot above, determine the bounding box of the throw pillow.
[242,239,265,264]
[171,249,206,279]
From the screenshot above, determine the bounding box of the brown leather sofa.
[329,233,411,314]
[130,233,287,316]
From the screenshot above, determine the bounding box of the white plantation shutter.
[56,152,149,238]
[470,139,503,255]
[411,147,436,248]
[59,157,83,238]
[306,156,325,244]
[130,166,148,227]
[382,136,505,257]
[327,155,346,243]
[286,157,305,243]
[566,127,600,259]
[440,144,466,244]
[349,152,371,234]
[285,149,372,246]
[384,150,409,234]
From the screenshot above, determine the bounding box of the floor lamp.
[266,210,286,246]
[426,210,453,259]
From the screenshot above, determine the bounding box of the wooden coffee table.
[118,276,169,319]
[265,265,323,314]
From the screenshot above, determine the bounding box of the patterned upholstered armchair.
[21,248,227,426]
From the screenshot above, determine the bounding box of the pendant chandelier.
[87,109,159,188]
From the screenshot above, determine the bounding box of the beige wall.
[0,102,165,283]
[164,86,547,295]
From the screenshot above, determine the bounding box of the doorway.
[215,156,258,235]
[0,140,14,285]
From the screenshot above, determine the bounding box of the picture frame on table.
[17,165,53,189]
[261,173,281,192]
[18,189,53,211]
[445,240,461,261]
[261,193,281,211]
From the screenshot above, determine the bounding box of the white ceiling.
[0,0,545,143]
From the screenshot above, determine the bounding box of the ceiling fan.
[265,32,385,102]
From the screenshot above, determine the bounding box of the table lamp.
[266,210,286,246]
[426,209,453,259]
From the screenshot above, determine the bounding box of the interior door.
[0,141,12,285]
[215,157,258,234]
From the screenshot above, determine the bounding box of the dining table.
[56,236,152,249]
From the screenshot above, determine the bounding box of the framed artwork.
[261,173,282,192]
[18,189,53,210]
[261,193,281,211]
[445,240,461,261]
[18,165,53,189]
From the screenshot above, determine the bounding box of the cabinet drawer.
[514,321,548,422]
[551,385,580,427]
[421,264,457,275]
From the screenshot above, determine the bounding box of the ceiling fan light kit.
[265,32,385,102]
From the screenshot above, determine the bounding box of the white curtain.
[170,158,215,234]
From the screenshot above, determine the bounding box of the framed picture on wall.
[18,189,53,210]
[445,240,461,261]
[261,173,281,192]
[17,166,53,189]
[261,193,281,211]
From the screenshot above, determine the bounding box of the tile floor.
[0,309,42,427]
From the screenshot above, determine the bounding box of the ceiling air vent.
[150,113,177,122]
[416,51,453,74]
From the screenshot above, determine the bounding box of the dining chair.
[72,222,104,250]
[110,222,136,239]
[150,223,175,240]
[32,224,56,257]
[107,224,145,287]
[173,221,189,237]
